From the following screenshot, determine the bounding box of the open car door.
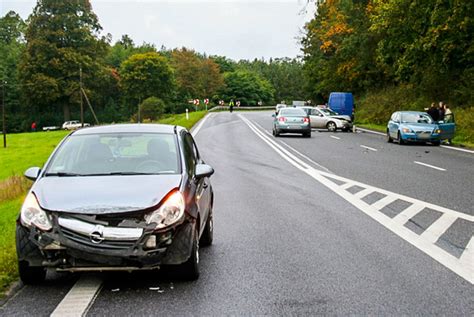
[438,114,455,141]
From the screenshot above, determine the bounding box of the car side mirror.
[195,164,214,179]
[24,167,41,181]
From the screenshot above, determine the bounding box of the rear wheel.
[16,225,46,285]
[327,122,337,132]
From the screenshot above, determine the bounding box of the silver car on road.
[302,107,353,132]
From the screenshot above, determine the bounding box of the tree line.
[301,0,473,110]
[0,0,305,132]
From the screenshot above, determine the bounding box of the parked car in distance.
[328,92,354,119]
[275,104,287,113]
[387,111,455,145]
[16,124,214,284]
[301,106,353,132]
[42,126,60,131]
[272,107,311,137]
[62,120,90,130]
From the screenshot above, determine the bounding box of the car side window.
[183,133,197,176]
[311,109,320,116]
[392,113,400,122]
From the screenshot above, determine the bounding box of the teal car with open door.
[387,111,455,145]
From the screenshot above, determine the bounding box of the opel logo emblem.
[90,225,105,244]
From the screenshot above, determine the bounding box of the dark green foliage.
[139,97,165,121]
[218,70,274,106]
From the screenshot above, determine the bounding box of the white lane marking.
[459,237,474,268]
[392,204,425,225]
[239,114,474,283]
[371,196,397,210]
[354,188,374,199]
[330,136,341,140]
[440,145,474,154]
[360,145,378,152]
[414,161,446,171]
[356,127,386,136]
[50,275,102,317]
[340,183,354,190]
[191,113,213,137]
[420,213,458,244]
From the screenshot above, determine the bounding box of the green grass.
[0,199,22,294]
[0,111,208,296]
[356,123,386,133]
[0,130,69,181]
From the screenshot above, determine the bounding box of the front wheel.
[387,131,393,143]
[16,225,46,284]
[398,132,405,145]
[200,206,213,247]
[432,141,441,146]
[177,227,199,280]
[327,122,337,132]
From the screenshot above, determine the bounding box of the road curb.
[0,280,23,307]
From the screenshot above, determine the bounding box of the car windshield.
[46,133,180,176]
[401,113,433,124]
[279,108,307,116]
[320,108,338,116]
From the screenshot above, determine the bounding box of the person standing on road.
[229,99,234,113]
[427,103,439,122]
[438,101,445,122]
[444,104,453,123]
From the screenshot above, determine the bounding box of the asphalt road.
[1,112,473,316]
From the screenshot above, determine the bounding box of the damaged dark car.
[16,124,214,283]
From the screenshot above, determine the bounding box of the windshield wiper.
[81,172,162,176]
[44,172,83,177]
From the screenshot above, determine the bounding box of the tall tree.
[19,0,109,122]
[120,52,175,113]
[219,70,274,106]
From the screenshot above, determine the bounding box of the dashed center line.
[330,135,341,140]
[414,161,446,171]
[360,145,378,152]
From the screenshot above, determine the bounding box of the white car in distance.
[62,120,90,130]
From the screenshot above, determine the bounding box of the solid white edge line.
[440,145,474,154]
[360,145,378,152]
[330,135,341,140]
[50,275,103,317]
[239,114,473,284]
[191,113,212,137]
[414,161,446,171]
[356,127,386,136]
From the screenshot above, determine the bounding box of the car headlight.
[145,191,185,229]
[20,193,52,231]
[434,129,441,134]
[402,128,412,133]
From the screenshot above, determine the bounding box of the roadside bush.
[139,97,165,121]
[0,176,30,203]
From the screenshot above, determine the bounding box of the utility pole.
[2,80,6,148]
[79,67,84,128]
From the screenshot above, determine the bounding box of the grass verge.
[0,111,208,296]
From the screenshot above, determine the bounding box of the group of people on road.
[427,101,453,123]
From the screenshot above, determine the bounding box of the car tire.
[387,131,393,143]
[398,132,405,145]
[275,129,280,137]
[303,132,311,138]
[200,206,213,247]
[327,122,337,132]
[177,226,199,281]
[16,225,46,285]
[432,141,441,146]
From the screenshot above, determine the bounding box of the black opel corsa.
[16,124,214,283]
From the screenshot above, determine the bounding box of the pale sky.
[0,0,316,61]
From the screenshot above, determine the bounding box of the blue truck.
[328,92,354,119]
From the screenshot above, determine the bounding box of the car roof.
[397,111,428,114]
[72,124,186,136]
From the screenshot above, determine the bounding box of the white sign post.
[186,108,189,120]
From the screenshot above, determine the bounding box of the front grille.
[60,227,137,250]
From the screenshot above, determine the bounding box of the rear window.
[279,108,307,116]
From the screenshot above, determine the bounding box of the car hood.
[32,175,182,214]
[329,115,352,122]
[401,123,437,131]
